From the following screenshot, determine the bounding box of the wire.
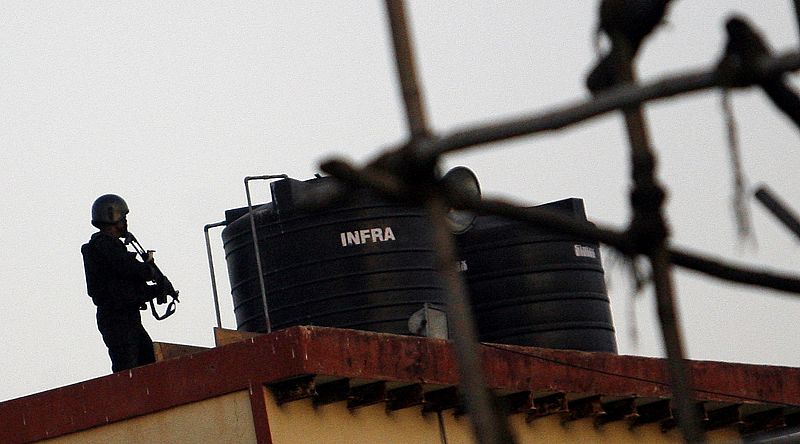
[481,343,800,407]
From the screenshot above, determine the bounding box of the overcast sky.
[1,1,799,402]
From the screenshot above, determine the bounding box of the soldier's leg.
[108,344,139,372]
[135,324,156,367]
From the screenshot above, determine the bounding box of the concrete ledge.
[153,342,209,362]
[214,327,263,347]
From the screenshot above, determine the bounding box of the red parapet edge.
[1,326,798,443]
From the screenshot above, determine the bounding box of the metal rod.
[670,247,800,293]
[413,51,800,161]
[436,411,449,444]
[382,3,509,440]
[385,0,430,140]
[428,196,516,444]
[650,248,704,441]
[319,158,515,444]
[721,89,752,238]
[323,157,800,296]
[472,196,800,295]
[204,221,227,329]
[755,185,800,240]
[244,174,289,333]
[616,41,704,442]
[794,0,800,45]
[472,194,800,295]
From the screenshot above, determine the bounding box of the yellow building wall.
[265,391,442,443]
[43,391,256,444]
[39,388,744,444]
[266,390,742,444]
[443,411,740,443]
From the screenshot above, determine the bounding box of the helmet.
[91,194,129,227]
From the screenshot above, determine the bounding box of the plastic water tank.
[457,198,617,352]
[221,176,447,334]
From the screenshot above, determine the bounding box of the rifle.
[124,232,180,320]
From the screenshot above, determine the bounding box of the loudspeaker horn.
[439,166,481,234]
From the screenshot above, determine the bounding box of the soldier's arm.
[96,237,155,281]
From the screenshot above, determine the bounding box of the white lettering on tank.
[574,244,597,259]
[339,226,397,247]
[346,231,361,245]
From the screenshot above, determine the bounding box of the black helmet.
[91,194,129,227]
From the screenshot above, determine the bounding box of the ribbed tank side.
[221,178,447,335]
[457,198,617,353]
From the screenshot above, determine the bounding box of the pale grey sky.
[1,1,799,401]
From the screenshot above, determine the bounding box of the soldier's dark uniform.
[82,227,156,372]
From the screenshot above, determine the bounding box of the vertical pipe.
[244,174,289,333]
[204,221,227,329]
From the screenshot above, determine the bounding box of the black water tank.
[221,176,447,334]
[457,198,617,352]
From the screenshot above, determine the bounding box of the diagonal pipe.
[382,2,516,442]
[385,0,430,141]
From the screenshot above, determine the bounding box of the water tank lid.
[224,203,274,225]
[268,178,296,215]
[539,197,586,219]
[462,198,587,233]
